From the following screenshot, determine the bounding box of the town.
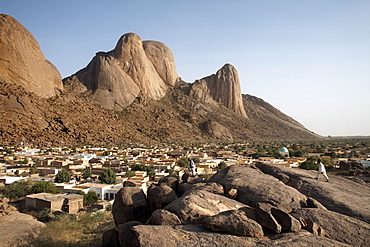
[1,138,370,215]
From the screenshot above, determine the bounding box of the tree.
[55,168,71,183]
[29,180,59,194]
[218,162,228,170]
[82,168,91,179]
[177,157,189,168]
[99,168,116,184]
[165,169,174,175]
[77,190,98,206]
[299,156,318,170]
[125,171,135,178]
[30,164,38,174]
[0,180,32,199]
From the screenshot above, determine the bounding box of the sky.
[2,0,370,137]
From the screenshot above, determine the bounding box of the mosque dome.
[279,147,289,153]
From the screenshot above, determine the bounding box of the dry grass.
[29,210,115,247]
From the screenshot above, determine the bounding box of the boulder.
[0,213,45,247]
[158,175,179,194]
[102,229,120,247]
[182,182,224,196]
[131,224,257,247]
[147,209,181,225]
[209,165,308,212]
[270,208,301,232]
[255,162,370,223]
[255,202,282,234]
[202,210,264,237]
[256,231,350,247]
[130,224,350,247]
[116,221,142,247]
[165,189,247,224]
[112,187,151,227]
[147,184,178,212]
[0,14,62,98]
[291,208,370,246]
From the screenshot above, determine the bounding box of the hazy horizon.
[2,1,370,137]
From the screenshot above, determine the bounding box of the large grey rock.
[130,224,350,247]
[158,175,179,194]
[0,14,63,98]
[202,210,264,237]
[112,187,151,227]
[0,213,45,247]
[147,209,181,225]
[102,229,120,247]
[271,208,301,232]
[165,189,247,224]
[256,162,370,223]
[291,208,370,247]
[147,184,178,212]
[255,202,282,234]
[116,221,142,247]
[190,64,247,118]
[63,33,178,110]
[209,165,308,212]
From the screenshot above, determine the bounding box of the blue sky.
[2,0,370,136]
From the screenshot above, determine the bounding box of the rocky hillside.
[104,163,370,246]
[0,14,321,146]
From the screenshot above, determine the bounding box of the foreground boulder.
[112,187,151,227]
[291,208,370,247]
[202,210,264,237]
[0,213,45,247]
[209,165,308,212]
[129,224,350,247]
[165,189,247,224]
[256,162,370,223]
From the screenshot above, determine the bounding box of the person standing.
[315,158,329,182]
[189,159,197,176]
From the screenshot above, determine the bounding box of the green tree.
[82,168,91,179]
[165,169,174,175]
[218,162,228,169]
[29,180,60,194]
[30,164,38,174]
[299,156,318,170]
[0,180,32,199]
[147,170,155,176]
[55,168,71,183]
[177,157,189,168]
[77,190,98,206]
[99,168,116,184]
[125,171,135,178]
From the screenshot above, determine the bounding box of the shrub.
[99,168,116,184]
[29,181,60,194]
[55,168,71,183]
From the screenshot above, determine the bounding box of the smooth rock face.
[165,189,247,224]
[147,184,178,212]
[190,64,247,118]
[291,208,370,247]
[63,33,178,110]
[112,187,151,227]
[147,209,181,225]
[209,165,308,212]
[202,210,264,237]
[0,14,63,97]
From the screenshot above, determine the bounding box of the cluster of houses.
[1,144,369,214]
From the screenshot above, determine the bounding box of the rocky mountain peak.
[63,32,178,110]
[0,14,63,98]
[190,63,247,118]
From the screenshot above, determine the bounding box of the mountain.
[0,14,63,98]
[0,14,320,146]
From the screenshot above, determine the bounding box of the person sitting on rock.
[315,158,329,182]
[189,159,197,176]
